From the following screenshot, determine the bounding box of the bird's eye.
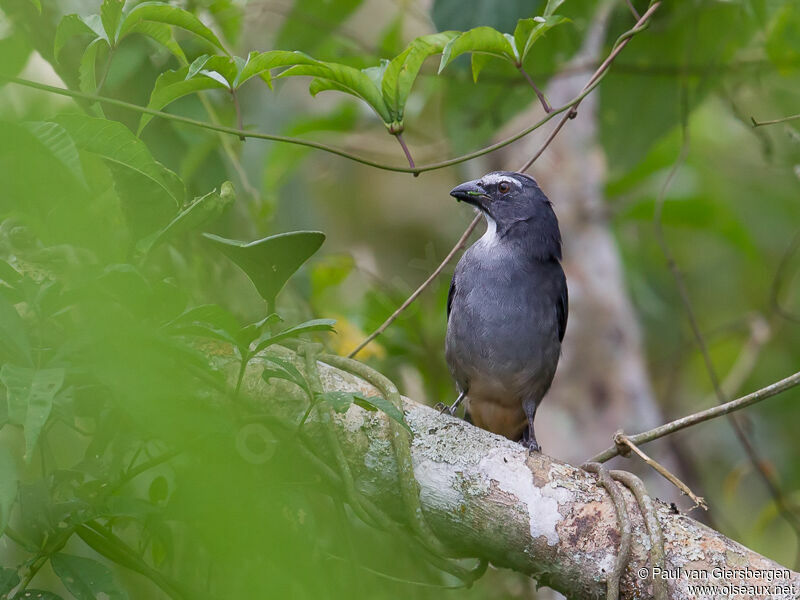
[498,181,510,194]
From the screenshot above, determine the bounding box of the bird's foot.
[520,428,542,453]
[434,402,458,416]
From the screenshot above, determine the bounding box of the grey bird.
[442,171,567,452]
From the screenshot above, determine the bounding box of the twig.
[1,66,616,176]
[613,432,707,510]
[652,104,800,539]
[581,462,631,600]
[625,0,641,20]
[518,66,552,113]
[348,214,481,358]
[589,368,800,463]
[751,113,800,128]
[519,2,660,172]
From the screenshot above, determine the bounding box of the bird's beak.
[450,180,489,208]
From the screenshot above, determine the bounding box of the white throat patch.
[478,213,499,246]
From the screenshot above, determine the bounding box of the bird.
[441,171,567,452]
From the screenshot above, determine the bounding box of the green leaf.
[439,26,518,73]
[202,231,325,305]
[0,569,19,597]
[513,15,570,63]
[766,3,800,73]
[54,14,105,60]
[136,182,235,256]
[316,391,355,413]
[261,356,310,396]
[469,53,494,82]
[0,260,22,288]
[0,365,64,461]
[22,122,87,188]
[138,63,229,133]
[543,0,566,17]
[278,62,392,124]
[78,37,110,100]
[0,27,33,80]
[353,393,411,432]
[233,50,316,89]
[26,0,41,13]
[253,318,336,353]
[316,391,411,431]
[164,303,249,350]
[23,592,64,600]
[53,114,183,238]
[0,296,31,366]
[0,567,20,596]
[51,553,128,600]
[0,445,18,536]
[124,20,186,62]
[238,313,283,347]
[381,32,456,124]
[119,2,226,54]
[101,0,125,45]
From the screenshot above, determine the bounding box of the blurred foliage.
[0,0,799,598]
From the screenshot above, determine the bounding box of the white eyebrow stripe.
[480,173,521,189]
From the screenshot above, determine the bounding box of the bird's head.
[450,171,561,258]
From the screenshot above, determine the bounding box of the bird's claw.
[434,402,457,416]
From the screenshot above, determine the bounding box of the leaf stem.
[393,132,416,172]
[517,66,551,113]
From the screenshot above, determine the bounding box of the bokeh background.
[1,0,799,598]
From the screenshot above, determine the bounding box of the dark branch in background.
[520,2,660,173]
[589,369,800,462]
[348,214,481,358]
[651,106,800,551]
[349,3,661,356]
[751,112,800,127]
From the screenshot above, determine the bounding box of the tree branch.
[230,347,800,599]
[589,369,800,463]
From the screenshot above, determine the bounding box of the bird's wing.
[447,275,456,321]
[557,272,568,343]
